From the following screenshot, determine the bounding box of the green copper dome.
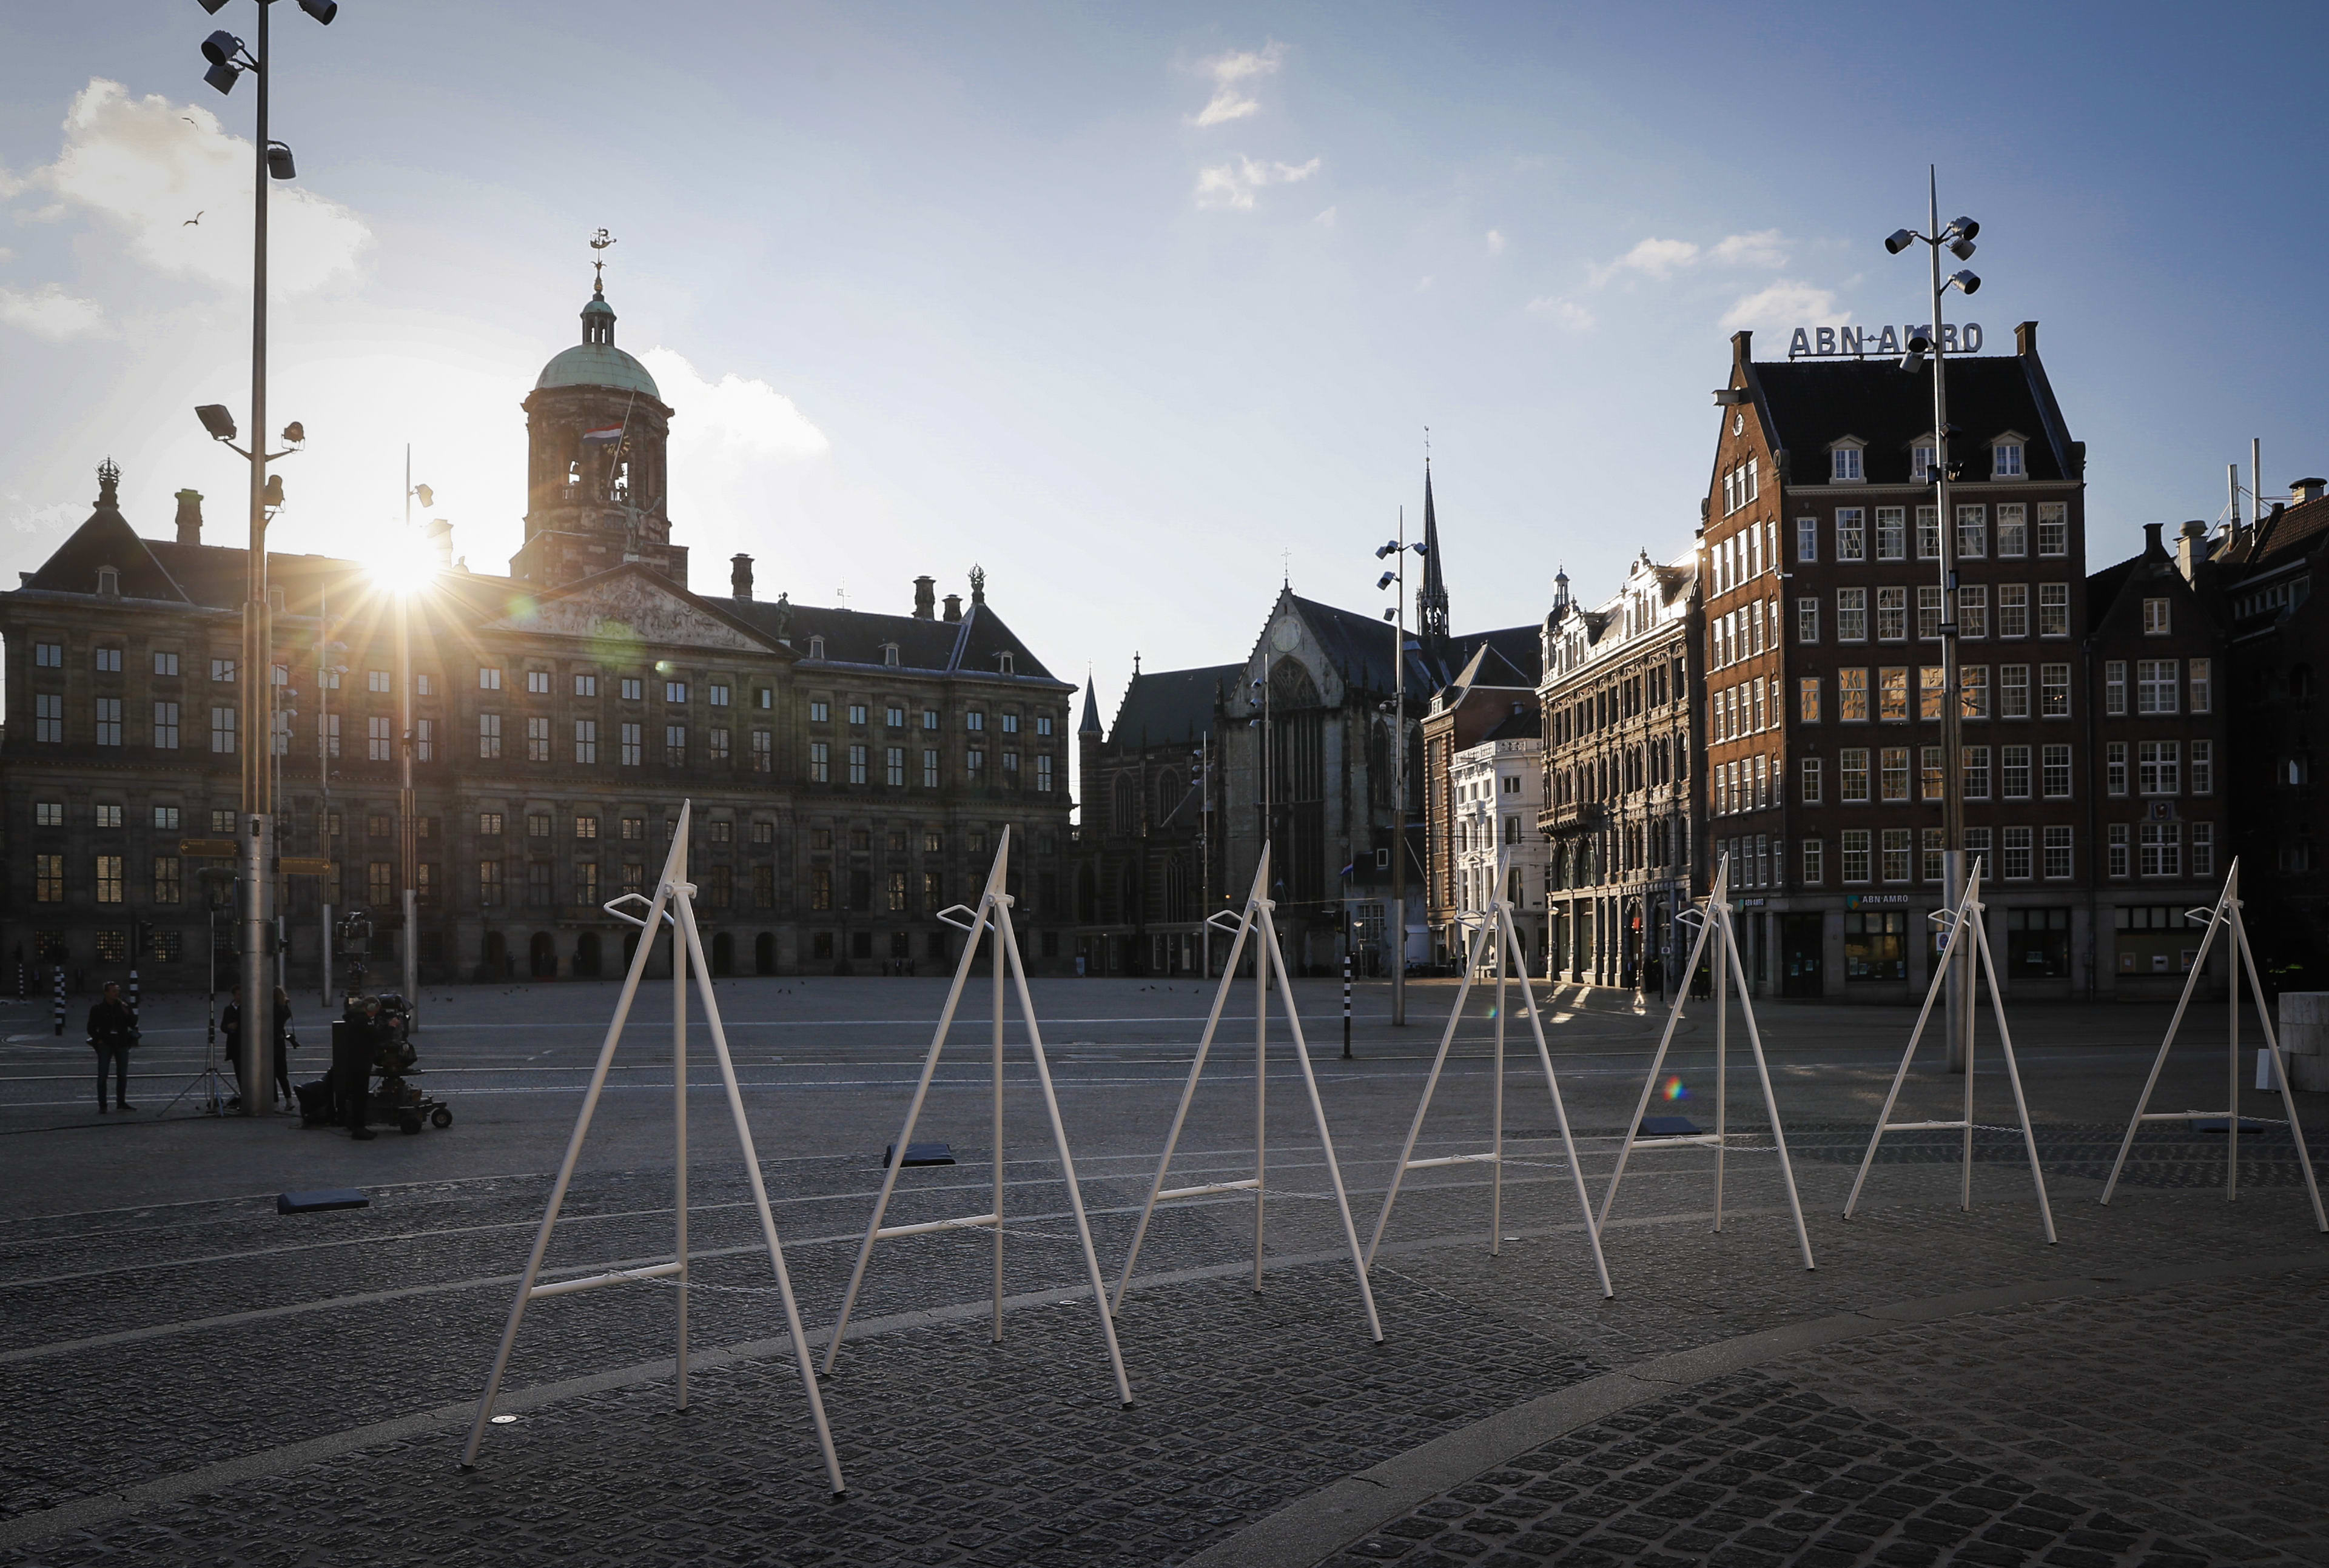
[536,287,660,398]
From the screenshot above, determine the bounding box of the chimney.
[428,518,454,570]
[2143,522,2165,556]
[173,489,204,546]
[2176,519,2208,583]
[2015,321,2038,355]
[730,552,754,600]
[2291,477,2328,505]
[942,592,963,623]
[913,574,936,619]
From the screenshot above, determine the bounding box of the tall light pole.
[400,454,432,1028]
[193,0,337,1111]
[1884,170,1981,1073]
[1376,515,1428,1025]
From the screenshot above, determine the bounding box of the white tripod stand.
[1599,853,1815,1270]
[1843,855,2055,1243]
[1111,846,1382,1337]
[1366,847,1612,1296]
[824,827,1132,1406]
[460,801,842,1495]
[2100,859,2326,1228]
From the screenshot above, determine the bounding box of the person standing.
[269,985,297,1112]
[221,985,246,1110]
[334,995,381,1141]
[87,981,138,1113]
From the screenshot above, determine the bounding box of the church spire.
[1416,457,1450,642]
[1078,672,1103,735]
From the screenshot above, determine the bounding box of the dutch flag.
[580,424,625,446]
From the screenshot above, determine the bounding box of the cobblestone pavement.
[0,980,2323,1565]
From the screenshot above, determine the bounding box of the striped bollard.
[53,965,65,1036]
[1342,953,1353,1060]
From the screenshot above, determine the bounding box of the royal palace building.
[0,280,1075,990]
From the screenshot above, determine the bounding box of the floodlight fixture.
[263,474,285,508]
[195,404,238,441]
[281,421,305,446]
[201,27,240,64]
[1375,541,1397,558]
[1948,269,1981,295]
[1412,541,1428,557]
[298,0,338,21]
[266,141,296,180]
[1377,571,1396,591]
[1948,235,1976,261]
[1884,227,1916,255]
[197,0,230,12]
[413,483,432,508]
[203,58,241,94]
[1899,333,1930,374]
[1949,216,1979,241]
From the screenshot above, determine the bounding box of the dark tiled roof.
[1285,592,1540,695]
[24,502,190,603]
[1481,703,1541,742]
[1750,350,2075,486]
[718,598,1063,684]
[1109,664,1238,746]
[2223,495,2329,572]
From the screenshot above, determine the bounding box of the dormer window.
[1829,441,1866,483]
[998,653,1015,675]
[807,635,825,660]
[1911,441,1937,481]
[1992,441,2025,478]
[96,566,120,597]
[882,643,899,668]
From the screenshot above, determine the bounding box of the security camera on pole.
[191,0,337,1112]
[1883,171,1981,1074]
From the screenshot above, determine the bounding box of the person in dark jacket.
[269,985,296,1111]
[333,995,382,1140]
[221,986,246,1110]
[87,982,138,1113]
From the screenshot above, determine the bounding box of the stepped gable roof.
[1749,347,2075,485]
[1108,663,1238,746]
[719,597,1064,683]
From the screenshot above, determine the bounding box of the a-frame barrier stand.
[1599,853,1816,1270]
[460,801,843,1496]
[823,827,1133,1406]
[1844,856,2057,1242]
[1111,846,1383,1338]
[2100,859,2327,1229]
[1366,847,1613,1296]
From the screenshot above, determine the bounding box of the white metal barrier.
[1599,853,1815,1270]
[1366,846,1612,1296]
[823,827,1132,1406]
[1111,846,1383,1338]
[1843,856,2055,1243]
[2100,859,2327,1228]
[459,800,843,1495]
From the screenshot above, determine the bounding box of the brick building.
[1422,640,1543,965]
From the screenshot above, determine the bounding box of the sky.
[5,1,2328,736]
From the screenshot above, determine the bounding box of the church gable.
[486,567,768,652]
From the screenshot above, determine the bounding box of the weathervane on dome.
[590,227,616,294]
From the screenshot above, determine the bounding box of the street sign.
[281,857,336,877]
[179,839,238,858]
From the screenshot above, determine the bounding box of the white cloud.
[1194,155,1319,211]
[0,283,104,340]
[1590,236,1698,286]
[1193,43,1285,127]
[1525,296,1595,330]
[27,79,369,294]
[8,492,83,537]
[640,348,829,464]
[1485,229,1506,256]
[1720,280,1849,332]
[1709,229,1787,268]
[1588,230,1792,287]
[1312,206,1337,227]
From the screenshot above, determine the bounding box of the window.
[2189,658,2212,714]
[2109,823,2131,879]
[477,812,505,837]
[2042,743,2072,797]
[808,700,830,724]
[2191,739,2213,796]
[573,814,599,841]
[211,809,236,833]
[476,860,503,906]
[666,680,689,705]
[2040,663,2070,719]
[751,729,772,773]
[574,672,598,697]
[708,819,733,845]
[2038,583,2069,637]
[847,743,867,785]
[1920,665,1946,721]
[1798,677,1821,723]
[573,862,599,908]
[34,692,62,743]
[2043,825,2072,879]
[2141,597,2171,636]
[1917,506,1941,560]
[210,705,235,754]
[1831,446,1863,481]
[1840,668,1869,722]
[883,703,906,729]
[526,669,551,695]
[1875,506,1906,561]
[1960,585,1988,638]
[93,645,122,674]
[1994,442,2025,478]
[1995,503,2027,558]
[2136,658,2178,715]
[1796,597,1819,645]
[1841,829,1872,883]
[2037,503,2068,556]
[1002,750,1021,786]
[924,870,944,909]
[478,713,502,759]
[1881,828,1913,883]
[479,666,502,691]
[1036,754,1054,792]
[1878,666,1909,723]
[1999,584,2029,638]
[1837,588,1867,642]
[1880,747,1910,801]
[1916,586,1943,640]
[527,716,551,762]
[1921,745,1944,800]
[709,682,730,708]
[2001,826,2034,880]
[35,854,63,902]
[153,805,180,831]
[574,718,598,764]
[152,855,181,904]
[1877,587,1907,642]
[1802,838,1824,883]
[210,656,235,683]
[966,709,986,732]
[1840,748,1870,802]
[322,713,341,758]
[1800,756,1823,803]
[2139,740,2181,795]
[847,702,866,726]
[2003,745,2032,799]
[2001,665,2030,720]
[708,728,730,763]
[2140,821,2182,878]
[152,701,180,750]
[810,868,833,910]
[92,697,121,747]
[153,650,180,677]
[417,672,435,696]
[751,819,775,846]
[886,746,906,786]
[621,677,644,702]
[1796,517,1818,561]
[526,862,553,908]
[91,854,124,905]
[665,725,687,766]
[809,741,830,782]
[1956,504,1987,560]
[527,812,552,840]
[2105,660,2127,715]
[2107,742,2129,796]
[923,709,940,730]
[966,747,985,779]
[369,812,394,839]
[923,748,940,788]
[2193,821,2215,877]
[619,722,642,767]
[1835,508,1866,561]
[1918,825,1943,883]
[1036,714,1054,737]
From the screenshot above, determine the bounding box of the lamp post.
[1376,519,1428,1024]
[399,454,432,1030]
[1884,170,1981,1073]
[192,0,336,1111]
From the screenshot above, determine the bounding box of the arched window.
[1112,774,1138,834]
[1164,857,1190,920]
[1155,769,1180,821]
[1117,866,1138,923]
